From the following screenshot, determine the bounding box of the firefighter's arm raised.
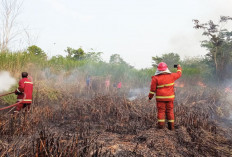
[148,76,157,100]
[15,80,25,95]
[172,64,182,80]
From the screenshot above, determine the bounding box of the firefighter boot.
[168,122,175,131]
[158,122,165,129]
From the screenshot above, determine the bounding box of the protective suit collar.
[155,68,171,76]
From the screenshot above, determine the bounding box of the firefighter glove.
[15,89,21,95]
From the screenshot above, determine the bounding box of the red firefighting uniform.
[148,67,182,128]
[15,78,33,111]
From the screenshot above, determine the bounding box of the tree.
[193,16,232,80]
[27,45,47,58]
[65,47,85,60]
[152,53,180,67]
[110,54,133,68]
[85,51,103,62]
[110,54,123,64]
[0,0,23,52]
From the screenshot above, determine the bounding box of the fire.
[197,81,206,88]
[175,82,184,88]
[225,87,232,93]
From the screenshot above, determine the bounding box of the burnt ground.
[1,88,232,156]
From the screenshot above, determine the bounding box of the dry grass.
[1,81,232,157]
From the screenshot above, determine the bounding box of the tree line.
[1,8,232,85]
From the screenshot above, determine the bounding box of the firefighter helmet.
[157,62,168,71]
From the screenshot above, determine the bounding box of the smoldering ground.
[1,62,232,156]
[128,87,149,101]
[1,80,232,156]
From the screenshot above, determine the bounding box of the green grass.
[0,51,209,89]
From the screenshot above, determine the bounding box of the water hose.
[0,92,26,111]
[0,92,14,97]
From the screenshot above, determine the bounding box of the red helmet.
[157,62,168,71]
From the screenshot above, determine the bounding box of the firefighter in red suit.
[14,72,33,113]
[148,62,182,130]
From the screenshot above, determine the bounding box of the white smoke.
[0,71,16,93]
[128,87,149,101]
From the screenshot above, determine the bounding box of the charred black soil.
[1,88,232,157]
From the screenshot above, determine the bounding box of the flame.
[197,81,206,88]
[175,82,184,88]
[225,87,232,93]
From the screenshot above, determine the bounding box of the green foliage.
[194,16,232,81]
[65,47,85,60]
[64,47,103,63]
[85,52,103,62]
[48,55,86,71]
[110,54,132,67]
[0,85,17,104]
[0,52,27,73]
[110,54,123,64]
[181,57,211,79]
[1,94,17,105]
[0,47,213,90]
[1,44,222,91]
[152,53,180,67]
[150,52,214,81]
[27,45,47,58]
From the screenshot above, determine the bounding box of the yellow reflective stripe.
[24,81,33,84]
[157,83,174,88]
[24,99,32,101]
[17,99,32,102]
[156,95,175,99]
[149,91,155,94]
[177,70,182,73]
[158,119,165,122]
[157,85,164,88]
[168,120,174,122]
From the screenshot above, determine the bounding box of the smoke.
[168,31,206,58]
[128,87,149,101]
[0,71,16,93]
[41,68,83,84]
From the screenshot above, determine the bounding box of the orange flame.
[225,87,232,93]
[197,81,206,88]
[175,82,184,88]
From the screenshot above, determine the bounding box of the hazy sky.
[14,0,232,69]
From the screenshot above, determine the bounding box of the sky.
[11,0,232,69]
